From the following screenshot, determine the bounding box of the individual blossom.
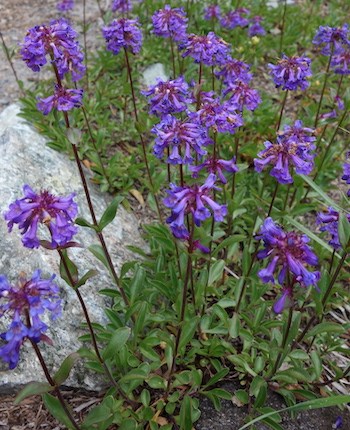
[342,156,350,196]
[194,97,244,134]
[4,184,78,249]
[190,157,239,184]
[141,76,193,116]
[268,54,312,91]
[204,5,221,21]
[331,45,350,74]
[256,217,320,288]
[102,18,142,55]
[163,173,227,239]
[37,85,83,115]
[223,80,261,111]
[112,0,132,14]
[313,24,350,55]
[319,95,344,120]
[254,123,316,184]
[180,32,230,66]
[215,57,252,85]
[248,16,266,37]
[273,285,293,314]
[151,115,209,164]
[152,5,188,42]
[0,271,61,369]
[20,18,85,81]
[220,8,250,29]
[57,0,74,11]
[317,207,350,249]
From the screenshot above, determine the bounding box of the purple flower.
[313,24,350,55]
[342,157,350,197]
[204,5,221,21]
[37,85,83,115]
[317,207,350,249]
[141,76,193,116]
[152,5,188,42]
[334,416,343,429]
[273,286,293,314]
[57,0,74,11]
[4,185,78,249]
[248,16,266,37]
[102,18,142,55]
[180,32,230,66]
[331,46,350,74]
[0,271,61,369]
[223,80,261,111]
[164,174,227,239]
[151,115,209,164]
[220,8,250,29]
[256,217,320,288]
[195,97,244,134]
[112,0,132,14]
[190,157,239,184]
[254,122,316,184]
[268,55,312,91]
[215,57,252,85]
[20,19,85,81]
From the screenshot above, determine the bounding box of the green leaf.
[238,395,350,429]
[75,270,98,289]
[59,250,79,287]
[311,350,322,379]
[42,393,76,430]
[338,212,350,250]
[208,260,225,286]
[133,301,148,338]
[66,127,82,146]
[14,382,54,404]
[147,375,167,390]
[81,396,115,429]
[75,217,96,230]
[300,174,344,212]
[179,317,199,353]
[203,368,229,389]
[307,322,345,337]
[212,235,246,257]
[88,244,110,271]
[229,313,240,338]
[235,389,249,405]
[103,327,131,361]
[54,352,81,385]
[98,195,124,231]
[179,396,193,430]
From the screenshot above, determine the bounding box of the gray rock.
[141,63,169,88]
[0,104,145,393]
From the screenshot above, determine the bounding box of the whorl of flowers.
[112,0,133,14]
[331,46,350,74]
[0,271,61,369]
[152,5,188,42]
[313,24,350,55]
[190,157,239,184]
[254,120,316,184]
[248,16,266,37]
[151,115,210,164]
[256,217,320,288]
[223,80,261,111]
[204,5,221,21]
[180,32,230,66]
[220,8,250,30]
[102,18,142,55]
[37,85,83,115]
[215,57,252,85]
[57,0,74,12]
[20,18,85,81]
[268,54,312,91]
[4,185,78,249]
[141,76,193,116]
[164,174,227,239]
[317,207,350,249]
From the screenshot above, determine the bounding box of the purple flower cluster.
[164,174,227,239]
[254,120,316,184]
[20,18,85,81]
[317,207,350,249]
[313,24,350,55]
[37,85,83,115]
[57,0,74,12]
[220,8,250,29]
[342,158,350,196]
[268,54,312,91]
[181,32,230,66]
[190,157,238,184]
[0,271,61,369]
[4,185,78,249]
[102,18,142,55]
[151,115,209,164]
[248,16,266,38]
[223,80,261,111]
[331,46,350,74]
[204,5,221,21]
[215,57,252,85]
[152,5,188,42]
[112,0,133,14]
[256,218,320,312]
[141,76,193,116]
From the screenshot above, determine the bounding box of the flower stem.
[279,0,288,54]
[267,181,279,217]
[276,90,288,131]
[314,45,334,129]
[0,32,25,97]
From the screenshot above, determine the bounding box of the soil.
[0,1,349,430]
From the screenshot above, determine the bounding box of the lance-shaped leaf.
[98,195,124,232]
[54,352,81,385]
[14,382,54,404]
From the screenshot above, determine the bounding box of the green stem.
[276,90,288,131]
[267,182,279,217]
